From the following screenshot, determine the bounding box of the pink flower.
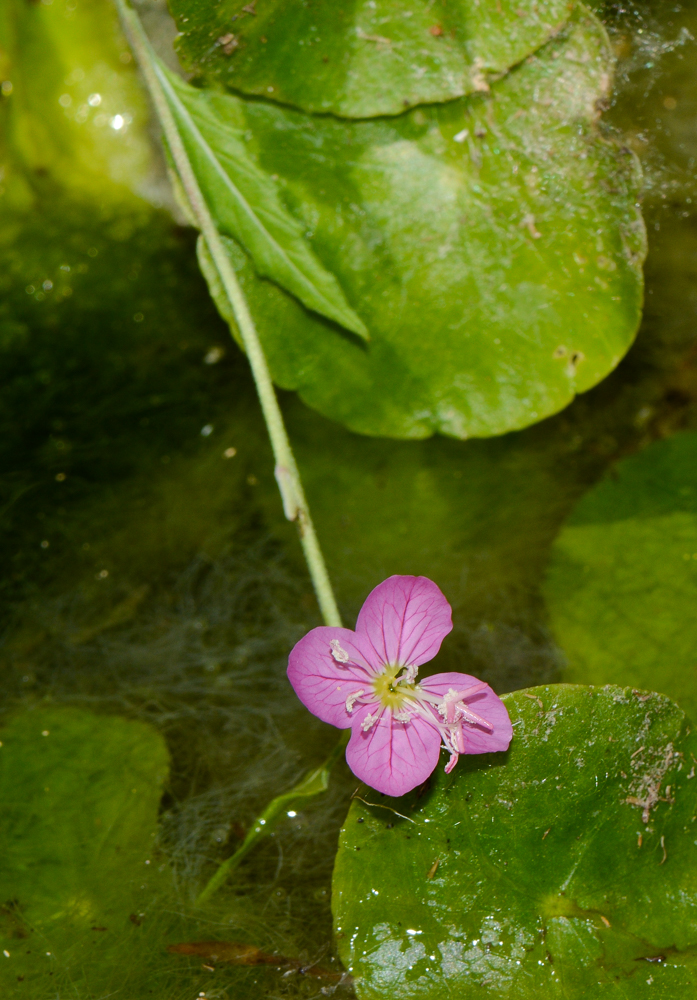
[287,576,512,797]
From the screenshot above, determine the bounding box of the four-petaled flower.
[287,576,512,796]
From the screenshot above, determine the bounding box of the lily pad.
[333,685,697,998]
[170,0,574,119]
[191,6,645,439]
[0,705,169,993]
[544,431,697,723]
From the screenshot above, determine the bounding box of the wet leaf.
[152,58,368,339]
[170,0,574,119]
[0,706,170,992]
[333,685,697,998]
[545,431,697,722]
[190,6,645,438]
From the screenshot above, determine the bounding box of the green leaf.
[170,0,575,119]
[0,0,155,203]
[544,430,697,723]
[143,52,368,339]
[0,705,170,991]
[332,685,697,999]
[185,5,645,439]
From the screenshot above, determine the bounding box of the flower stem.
[114,0,342,630]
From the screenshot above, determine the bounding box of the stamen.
[459,706,494,731]
[345,689,365,713]
[361,712,380,732]
[394,710,412,723]
[330,639,350,663]
[437,685,493,729]
[400,664,418,684]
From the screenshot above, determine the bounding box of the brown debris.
[625,744,677,823]
[217,33,239,55]
[167,942,348,983]
[659,835,668,865]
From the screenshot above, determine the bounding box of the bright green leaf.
[144,52,368,339]
[170,0,574,119]
[333,685,697,998]
[0,706,170,992]
[544,431,697,723]
[0,0,155,204]
[187,6,645,438]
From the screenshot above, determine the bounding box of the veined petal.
[287,627,379,729]
[421,672,513,754]
[346,709,441,797]
[356,575,453,669]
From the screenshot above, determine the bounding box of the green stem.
[196,731,349,907]
[115,0,341,630]
[115,0,348,904]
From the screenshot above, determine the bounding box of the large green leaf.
[544,431,697,723]
[191,6,645,439]
[170,0,574,119]
[333,685,697,998]
[155,62,368,339]
[0,706,170,993]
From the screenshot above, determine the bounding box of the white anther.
[401,664,418,683]
[394,710,412,723]
[361,712,379,732]
[330,639,350,663]
[346,690,365,713]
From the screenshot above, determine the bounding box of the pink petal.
[287,627,379,729]
[346,709,441,796]
[421,672,513,754]
[356,575,453,669]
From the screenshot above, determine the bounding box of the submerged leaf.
[545,431,697,722]
[189,6,645,438]
[333,685,697,998]
[0,0,155,203]
[146,55,368,339]
[170,0,574,119]
[0,706,169,992]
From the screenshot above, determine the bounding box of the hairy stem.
[115,0,341,629]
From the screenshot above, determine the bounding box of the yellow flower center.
[372,665,415,711]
